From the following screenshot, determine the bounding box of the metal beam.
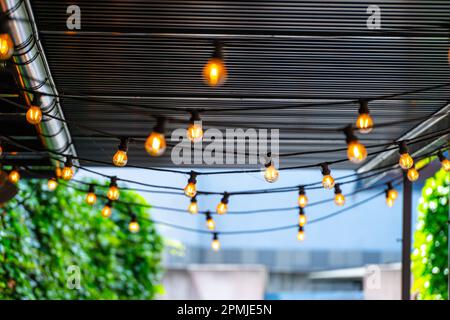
[401,171,412,300]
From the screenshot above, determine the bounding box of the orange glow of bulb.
[26,106,42,125]
[399,153,414,170]
[407,167,419,182]
[55,167,62,178]
[347,140,368,164]
[101,205,112,218]
[297,230,305,241]
[145,132,166,156]
[322,175,335,189]
[47,178,58,191]
[298,194,308,208]
[129,221,140,233]
[8,170,20,184]
[0,33,14,60]
[356,113,373,134]
[186,123,203,142]
[61,166,74,181]
[386,197,394,208]
[203,58,227,87]
[387,189,398,201]
[206,218,215,231]
[112,150,128,167]
[86,193,97,205]
[264,163,279,183]
[184,182,197,198]
[107,186,120,201]
[211,239,221,251]
[334,193,346,206]
[441,158,450,172]
[299,215,307,227]
[188,201,199,214]
[216,202,228,215]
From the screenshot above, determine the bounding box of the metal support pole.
[401,171,412,300]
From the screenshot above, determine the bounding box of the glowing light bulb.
[321,163,335,189]
[298,187,308,208]
[437,151,450,172]
[145,117,166,156]
[386,197,394,208]
[112,138,128,167]
[264,162,279,183]
[333,184,345,206]
[61,157,74,181]
[344,125,367,163]
[184,171,197,198]
[186,111,203,142]
[188,197,199,214]
[101,202,112,218]
[107,178,120,201]
[298,208,307,227]
[0,33,14,60]
[407,167,419,182]
[47,178,58,191]
[297,227,305,241]
[216,193,229,215]
[86,185,97,205]
[129,214,139,233]
[398,142,414,170]
[8,169,20,184]
[211,233,220,251]
[26,106,42,125]
[355,100,373,134]
[387,183,398,201]
[203,42,227,87]
[206,212,215,231]
[55,167,62,179]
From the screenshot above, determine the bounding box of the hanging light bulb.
[407,166,419,182]
[205,211,215,231]
[385,190,394,208]
[145,117,167,157]
[26,94,43,125]
[298,207,307,227]
[47,177,58,191]
[8,168,20,184]
[437,151,450,172]
[186,110,203,142]
[112,138,128,167]
[355,100,374,134]
[264,153,279,183]
[320,163,335,189]
[128,214,140,233]
[61,157,74,181]
[297,186,308,208]
[216,192,229,215]
[344,125,367,164]
[297,226,305,241]
[386,182,398,201]
[211,233,221,251]
[334,184,345,206]
[0,33,14,60]
[107,177,120,201]
[203,41,227,87]
[188,196,199,214]
[86,184,97,205]
[101,200,113,218]
[398,141,414,170]
[184,171,197,198]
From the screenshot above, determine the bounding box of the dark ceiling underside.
[6,1,450,169]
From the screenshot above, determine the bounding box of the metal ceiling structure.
[2,1,449,170]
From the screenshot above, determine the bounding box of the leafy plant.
[0,178,163,299]
[412,169,449,300]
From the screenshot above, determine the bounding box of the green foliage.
[0,178,163,299]
[412,169,449,300]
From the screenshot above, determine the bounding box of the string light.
[188,196,199,214]
[386,182,398,201]
[298,207,307,227]
[385,190,394,207]
[55,166,62,179]
[61,157,74,181]
[128,213,140,233]
[356,100,374,134]
[101,200,113,218]
[184,171,197,198]
[398,141,414,170]
[203,41,227,87]
[145,117,167,157]
[407,165,419,182]
[216,192,229,215]
[320,163,335,189]
[86,184,97,205]
[437,151,450,171]
[334,184,345,206]
[344,125,367,164]
[8,167,20,184]
[47,177,58,191]
[186,110,203,142]
[112,138,129,167]
[205,211,215,231]
[107,177,120,201]
[211,233,221,251]
[0,33,14,60]
[297,226,305,241]
[264,153,279,183]
[26,95,42,125]
[298,186,308,208]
